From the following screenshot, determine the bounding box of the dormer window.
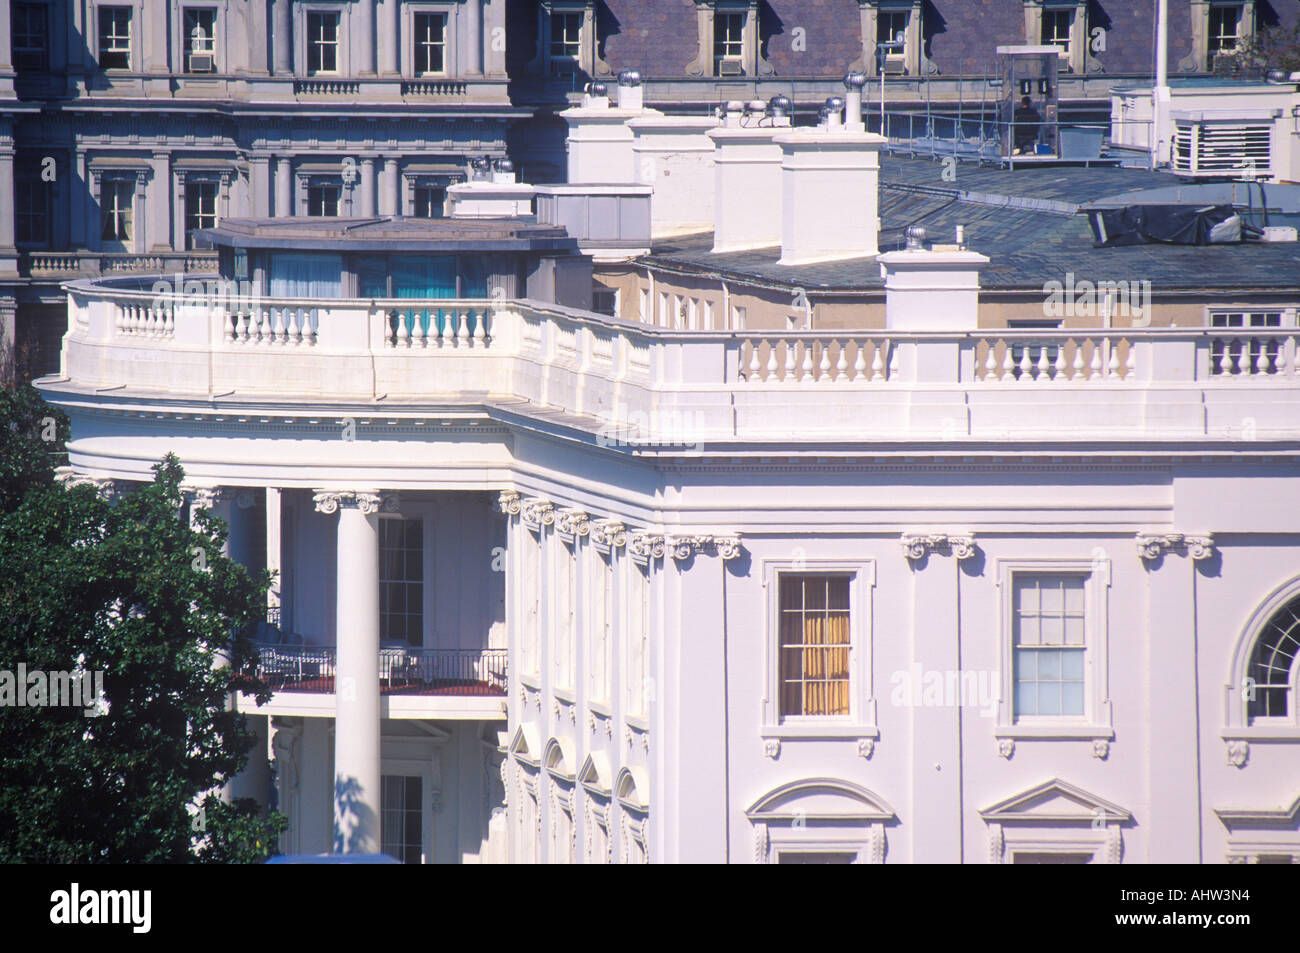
[1208,3,1244,67]
[97,6,132,71]
[529,2,606,80]
[1179,0,1256,73]
[1022,1,1089,73]
[714,10,745,75]
[689,1,770,79]
[184,8,217,73]
[858,2,932,78]
[549,10,582,76]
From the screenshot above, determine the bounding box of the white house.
[38,89,1300,864]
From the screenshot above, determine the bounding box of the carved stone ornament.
[901,532,978,561]
[520,497,555,531]
[498,490,522,516]
[857,738,875,759]
[627,532,667,564]
[1135,532,1215,562]
[590,519,628,552]
[763,738,781,760]
[997,738,1015,760]
[1092,739,1110,760]
[554,507,591,541]
[1226,739,1249,768]
[312,490,398,515]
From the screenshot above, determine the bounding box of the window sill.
[1220,726,1300,742]
[518,673,542,692]
[625,715,649,732]
[995,724,1114,740]
[553,686,576,705]
[588,700,613,718]
[761,723,879,741]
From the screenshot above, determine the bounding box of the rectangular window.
[1210,311,1282,375]
[713,11,745,75]
[1041,8,1072,52]
[183,8,217,72]
[1208,4,1243,65]
[184,181,218,249]
[877,9,908,45]
[307,184,341,217]
[550,11,583,76]
[12,3,49,71]
[380,516,423,646]
[593,288,618,317]
[413,12,446,75]
[778,575,851,718]
[306,11,340,74]
[413,185,445,219]
[16,179,50,245]
[380,775,423,864]
[523,538,540,675]
[1013,574,1086,718]
[98,6,133,70]
[638,288,650,323]
[100,179,134,243]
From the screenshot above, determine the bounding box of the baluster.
[870,341,885,382]
[291,308,305,346]
[783,340,796,382]
[1055,344,1068,381]
[818,342,832,380]
[1001,342,1015,380]
[984,342,998,381]
[457,309,471,347]
[1089,341,1103,379]
[1018,344,1032,380]
[747,341,761,380]
[1072,340,1085,379]
[1107,341,1120,378]
[396,311,409,348]
[1125,340,1136,378]
[1036,344,1050,380]
[115,305,127,335]
[1216,343,1231,376]
[306,309,318,345]
[223,308,236,342]
[236,309,249,342]
[414,311,429,348]
[765,341,779,380]
[835,342,848,381]
[162,305,174,337]
[888,340,899,379]
[800,342,814,382]
[1233,342,1248,376]
[473,309,487,346]
[852,341,867,381]
[1254,340,1270,375]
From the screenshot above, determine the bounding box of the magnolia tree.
[0,385,285,862]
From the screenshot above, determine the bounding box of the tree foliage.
[0,385,285,862]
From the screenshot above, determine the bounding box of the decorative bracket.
[1135,532,1215,562]
[901,532,977,562]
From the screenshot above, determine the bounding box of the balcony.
[238,644,508,720]
[20,251,217,281]
[53,279,1300,450]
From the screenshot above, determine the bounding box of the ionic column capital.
[312,490,399,515]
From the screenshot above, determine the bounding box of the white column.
[465,0,484,75]
[378,0,399,74]
[382,156,400,216]
[266,488,282,613]
[272,0,293,75]
[316,490,390,855]
[360,158,377,216]
[357,0,377,75]
[275,157,293,217]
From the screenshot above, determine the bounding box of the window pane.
[778,573,852,718]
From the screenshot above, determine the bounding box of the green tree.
[0,385,285,862]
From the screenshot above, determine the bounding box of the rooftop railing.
[55,280,1300,445]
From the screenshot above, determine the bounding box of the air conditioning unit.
[1172,117,1273,178]
[717,57,744,77]
[882,53,906,75]
[188,53,215,73]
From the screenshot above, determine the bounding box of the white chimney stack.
[775,123,886,265]
[616,68,644,111]
[878,231,989,331]
[706,96,791,253]
[629,113,721,237]
[561,71,659,183]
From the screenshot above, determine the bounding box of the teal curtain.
[392,255,456,337]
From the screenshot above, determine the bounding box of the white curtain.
[269,253,342,299]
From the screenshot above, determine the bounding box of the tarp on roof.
[1086,203,1243,246]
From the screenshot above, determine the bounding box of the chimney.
[446,162,537,219]
[560,69,659,183]
[616,68,643,111]
[775,121,886,265]
[628,112,721,237]
[877,228,989,331]
[843,71,867,132]
[706,95,791,253]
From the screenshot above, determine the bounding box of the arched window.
[1248,594,1300,720]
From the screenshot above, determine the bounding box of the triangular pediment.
[745,778,895,822]
[509,723,542,768]
[1215,793,1300,832]
[578,752,612,795]
[980,778,1131,823]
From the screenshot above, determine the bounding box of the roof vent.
[843,71,867,90]
[616,69,644,110]
[767,95,792,118]
[587,80,609,98]
[905,225,927,250]
[617,68,642,87]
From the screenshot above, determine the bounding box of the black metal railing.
[248,644,508,697]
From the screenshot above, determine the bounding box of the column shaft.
[334,501,381,854]
[275,157,293,217]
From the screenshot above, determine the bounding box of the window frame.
[624,558,650,721]
[1208,3,1245,63]
[587,545,614,706]
[378,508,431,649]
[15,174,51,247]
[379,755,435,864]
[182,6,218,73]
[96,5,134,72]
[100,177,135,246]
[183,179,219,250]
[553,533,577,695]
[412,11,448,77]
[12,2,50,71]
[306,182,342,217]
[760,558,878,741]
[1226,576,1300,737]
[304,8,342,75]
[994,556,1113,741]
[549,9,583,77]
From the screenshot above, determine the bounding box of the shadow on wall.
[333,775,379,855]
